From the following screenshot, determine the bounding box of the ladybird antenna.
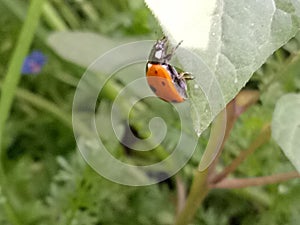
[174,40,183,52]
[165,40,183,61]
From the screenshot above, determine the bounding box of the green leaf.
[145,0,300,134]
[47,32,127,68]
[272,94,300,172]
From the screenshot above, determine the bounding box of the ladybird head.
[148,36,169,64]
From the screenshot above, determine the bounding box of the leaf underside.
[272,94,300,172]
[145,0,300,134]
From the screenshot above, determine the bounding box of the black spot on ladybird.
[161,81,166,86]
[150,85,157,93]
[154,70,158,74]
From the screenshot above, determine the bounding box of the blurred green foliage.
[0,0,299,225]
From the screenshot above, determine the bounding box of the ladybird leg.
[160,36,169,49]
[164,40,183,61]
[166,64,180,80]
[179,72,194,80]
[160,36,170,59]
[161,36,168,42]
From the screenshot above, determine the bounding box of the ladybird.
[146,36,193,103]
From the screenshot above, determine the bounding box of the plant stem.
[0,0,45,224]
[174,110,227,225]
[52,0,81,29]
[77,0,100,23]
[211,124,271,183]
[1,0,48,40]
[0,0,45,147]
[16,87,72,128]
[42,1,68,31]
[210,171,300,189]
[1,0,27,21]
[260,50,300,93]
[0,81,72,128]
[174,170,209,225]
[237,188,272,207]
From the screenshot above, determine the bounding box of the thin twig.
[210,171,300,189]
[175,175,186,216]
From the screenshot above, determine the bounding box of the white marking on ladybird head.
[155,49,163,59]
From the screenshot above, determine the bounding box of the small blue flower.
[22,51,47,75]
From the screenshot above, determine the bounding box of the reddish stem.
[210,124,271,184]
[210,171,300,189]
[175,175,186,215]
[207,90,260,180]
